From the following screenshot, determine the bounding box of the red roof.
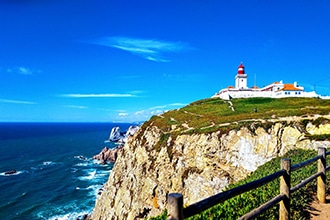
[279,84,303,91]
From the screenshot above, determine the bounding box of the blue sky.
[1,0,330,122]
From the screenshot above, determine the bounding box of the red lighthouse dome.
[237,63,245,75]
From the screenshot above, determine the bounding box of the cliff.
[89,98,330,220]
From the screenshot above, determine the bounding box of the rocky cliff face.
[90,116,330,220]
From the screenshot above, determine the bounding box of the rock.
[107,126,140,143]
[108,127,124,142]
[5,170,17,175]
[121,126,140,143]
[94,126,140,164]
[93,147,121,164]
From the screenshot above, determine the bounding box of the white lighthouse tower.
[235,63,248,89]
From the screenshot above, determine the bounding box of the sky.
[1,0,330,122]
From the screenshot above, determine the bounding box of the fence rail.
[167,147,329,220]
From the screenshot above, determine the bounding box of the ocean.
[0,122,133,220]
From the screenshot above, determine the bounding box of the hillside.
[141,97,330,135]
[89,97,330,220]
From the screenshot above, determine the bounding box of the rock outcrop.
[94,126,141,164]
[4,170,17,175]
[107,125,140,143]
[89,117,330,220]
[108,126,123,142]
[93,147,122,164]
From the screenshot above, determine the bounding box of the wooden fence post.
[317,147,326,203]
[280,158,291,220]
[167,193,184,220]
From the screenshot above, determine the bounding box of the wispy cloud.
[110,102,188,121]
[0,99,36,105]
[149,103,186,110]
[64,105,87,109]
[149,105,167,110]
[62,93,137,98]
[135,110,146,115]
[118,112,128,117]
[6,66,39,75]
[169,103,187,107]
[90,36,191,62]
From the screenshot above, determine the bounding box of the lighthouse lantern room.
[235,63,248,89]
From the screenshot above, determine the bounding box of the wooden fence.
[167,147,329,220]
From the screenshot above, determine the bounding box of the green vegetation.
[151,149,330,220]
[141,97,330,136]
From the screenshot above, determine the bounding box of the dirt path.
[309,196,330,220]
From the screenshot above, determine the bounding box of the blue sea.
[0,122,133,220]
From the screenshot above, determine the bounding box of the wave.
[75,184,104,197]
[74,155,96,167]
[34,194,93,220]
[48,212,89,220]
[78,169,97,181]
[74,155,88,161]
[0,122,127,220]
[30,161,62,172]
[88,184,104,197]
[75,162,90,167]
[38,204,90,220]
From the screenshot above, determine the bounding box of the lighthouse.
[235,63,248,89]
[212,63,320,99]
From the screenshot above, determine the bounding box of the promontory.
[89,97,330,219]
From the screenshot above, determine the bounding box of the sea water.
[0,122,132,220]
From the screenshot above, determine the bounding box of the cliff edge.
[89,97,330,219]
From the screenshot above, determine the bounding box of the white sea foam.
[86,184,104,197]
[78,169,96,181]
[75,162,89,167]
[42,161,62,166]
[37,201,91,220]
[43,161,53,165]
[96,169,111,178]
[47,211,89,220]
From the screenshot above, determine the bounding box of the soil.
[309,196,330,220]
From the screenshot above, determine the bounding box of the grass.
[138,97,330,144]
[151,149,330,220]
[144,97,330,134]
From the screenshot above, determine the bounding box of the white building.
[212,63,319,100]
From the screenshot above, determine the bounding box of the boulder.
[93,147,121,164]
